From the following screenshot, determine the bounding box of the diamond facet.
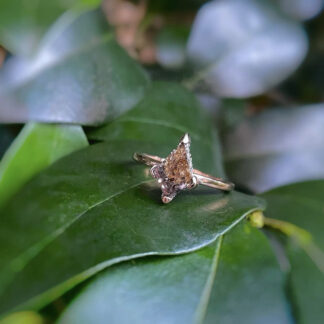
[150,133,195,203]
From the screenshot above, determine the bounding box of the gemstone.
[164,142,193,186]
[150,133,195,203]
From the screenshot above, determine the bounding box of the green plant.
[0,1,323,323]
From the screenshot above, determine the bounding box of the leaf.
[276,0,324,20]
[0,9,150,125]
[58,222,290,324]
[261,181,324,324]
[223,104,324,193]
[0,83,264,315]
[0,311,43,324]
[203,224,290,324]
[88,81,225,175]
[186,0,308,98]
[0,0,101,56]
[156,26,189,70]
[0,123,88,210]
[286,244,324,324]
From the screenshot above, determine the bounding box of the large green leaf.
[261,181,324,324]
[203,225,291,324]
[186,0,308,98]
[224,104,324,193]
[0,123,88,210]
[58,222,290,324]
[0,9,149,125]
[0,83,264,315]
[0,0,101,56]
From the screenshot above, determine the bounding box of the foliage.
[0,123,88,209]
[0,0,323,323]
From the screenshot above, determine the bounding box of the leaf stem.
[194,236,223,324]
[250,212,324,274]
[263,217,312,246]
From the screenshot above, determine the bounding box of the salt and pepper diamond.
[150,133,197,203]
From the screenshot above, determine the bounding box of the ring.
[133,133,235,203]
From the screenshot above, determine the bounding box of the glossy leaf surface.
[224,104,324,193]
[0,123,88,210]
[0,0,101,56]
[261,181,324,324]
[0,10,149,125]
[88,82,225,176]
[0,83,264,315]
[59,222,290,324]
[186,0,308,97]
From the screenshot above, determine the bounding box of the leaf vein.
[0,179,152,294]
[194,235,223,324]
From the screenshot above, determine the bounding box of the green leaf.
[0,0,101,56]
[224,104,324,193]
[261,181,324,324]
[0,83,264,315]
[203,224,291,324]
[58,222,290,324]
[88,82,225,175]
[186,0,308,97]
[156,26,189,70]
[0,123,88,210]
[0,311,43,324]
[0,10,149,125]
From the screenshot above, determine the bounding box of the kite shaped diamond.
[151,133,197,203]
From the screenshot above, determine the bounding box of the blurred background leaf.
[0,9,149,125]
[58,222,290,324]
[0,0,101,56]
[261,181,324,324]
[0,123,88,210]
[0,82,264,315]
[0,311,43,324]
[275,0,324,21]
[223,104,324,193]
[279,11,324,104]
[155,26,189,70]
[186,0,308,98]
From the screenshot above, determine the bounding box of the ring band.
[133,133,234,203]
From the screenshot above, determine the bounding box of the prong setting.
[162,195,173,204]
[190,176,198,189]
[181,133,190,144]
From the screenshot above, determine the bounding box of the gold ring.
[133,133,234,203]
